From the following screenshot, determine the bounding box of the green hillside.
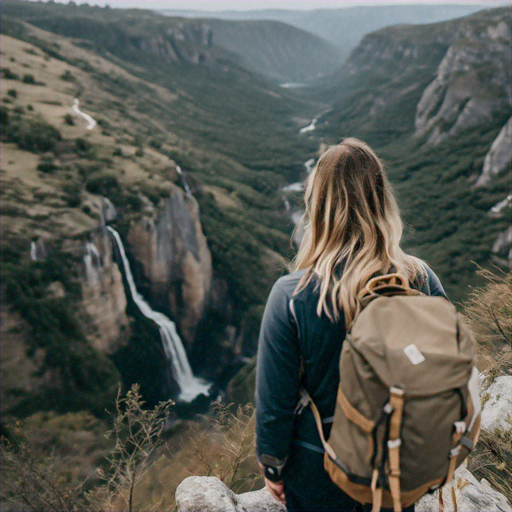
[0,1,320,174]
[203,18,341,83]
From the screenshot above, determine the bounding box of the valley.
[0,2,510,508]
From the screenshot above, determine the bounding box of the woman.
[255,138,447,511]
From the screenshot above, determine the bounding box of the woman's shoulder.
[273,269,306,299]
[415,261,448,299]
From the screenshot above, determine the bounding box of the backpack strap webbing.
[445,421,466,483]
[300,389,337,461]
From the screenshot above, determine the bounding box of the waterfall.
[107,226,210,402]
[84,242,102,284]
[304,158,316,174]
[299,118,317,134]
[30,241,37,261]
[176,165,192,196]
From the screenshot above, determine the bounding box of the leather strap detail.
[371,469,383,512]
[446,423,465,483]
[338,387,375,434]
[388,387,405,512]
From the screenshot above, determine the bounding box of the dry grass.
[463,265,511,379]
[463,266,511,502]
[1,388,261,512]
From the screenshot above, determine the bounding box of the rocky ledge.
[176,467,511,512]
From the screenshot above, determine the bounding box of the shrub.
[464,267,511,502]
[1,385,172,512]
[1,67,19,80]
[62,183,81,207]
[27,104,34,111]
[135,146,144,157]
[113,147,123,157]
[149,139,162,150]
[63,113,75,126]
[464,266,511,378]
[60,70,76,82]
[6,115,62,153]
[37,155,57,173]
[1,107,10,126]
[22,74,36,84]
[75,137,94,154]
[85,174,120,197]
[7,89,17,98]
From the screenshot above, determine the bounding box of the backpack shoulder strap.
[358,273,423,308]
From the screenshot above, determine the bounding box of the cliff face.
[81,226,131,354]
[476,117,512,187]
[322,7,511,148]
[415,17,511,145]
[127,186,213,347]
[135,22,214,65]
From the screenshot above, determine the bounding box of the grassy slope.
[0,1,320,175]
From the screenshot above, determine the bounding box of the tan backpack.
[304,274,481,512]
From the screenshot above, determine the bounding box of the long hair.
[291,137,425,327]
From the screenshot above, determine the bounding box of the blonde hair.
[291,138,424,327]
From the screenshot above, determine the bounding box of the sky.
[32,0,509,11]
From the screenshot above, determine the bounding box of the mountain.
[198,18,342,83]
[159,4,506,62]
[310,7,511,298]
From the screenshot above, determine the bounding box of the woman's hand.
[265,477,286,504]
[259,462,286,503]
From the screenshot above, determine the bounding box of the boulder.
[416,467,511,512]
[176,470,511,512]
[481,375,512,433]
[175,476,285,512]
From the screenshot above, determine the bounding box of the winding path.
[72,98,97,131]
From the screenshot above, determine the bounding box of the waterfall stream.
[107,226,210,402]
[30,241,37,261]
[176,165,192,196]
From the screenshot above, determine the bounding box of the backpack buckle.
[295,388,310,415]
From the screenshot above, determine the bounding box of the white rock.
[476,117,512,187]
[176,476,286,512]
[416,467,511,512]
[481,375,512,433]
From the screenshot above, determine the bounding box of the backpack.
[301,273,481,512]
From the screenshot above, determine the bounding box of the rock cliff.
[127,186,212,347]
[81,225,131,354]
[415,17,511,145]
[175,470,511,512]
[476,116,512,187]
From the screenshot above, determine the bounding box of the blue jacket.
[255,265,448,469]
